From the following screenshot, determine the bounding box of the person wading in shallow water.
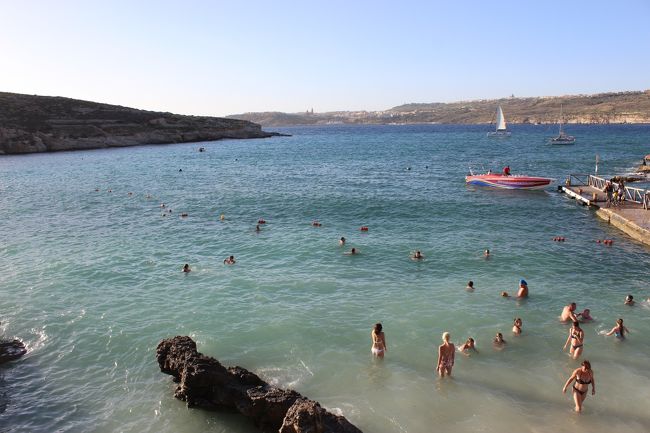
[370,323,387,358]
[436,332,455,377]
[563,360,595,412]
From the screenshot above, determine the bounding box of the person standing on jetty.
[560,303,579,322]
[604,181,614,207]
[371,323,387,358]
[563,360,596,412]
[436,332,455,377]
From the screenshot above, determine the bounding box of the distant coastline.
[0,92,279,155]
[228,90,650,127]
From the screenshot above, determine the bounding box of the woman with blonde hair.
[436,332,455,377]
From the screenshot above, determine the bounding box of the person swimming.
[371,323,387,358]
[563,321,585,359]
[411,250,424,260]
[517,279,528,298]
[223,255,236,265]
[182,264,191,273]
[484,249,490,257]
[560,302,578,322]
[493,332,506,349]
[577,308,593,321]
[312,221,322,227]
[459,337,478,355]
[624,295,635,306]
[606,318,629,339]
[436,332,455,377]
[512,318,523,335]
[255,224,261,232]
[562,360,595,413]
[339,237,346,246]
[500,291,510,298]
[466,280,475,290]
[345,248,358,255]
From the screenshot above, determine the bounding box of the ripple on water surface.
[1,124,650,433]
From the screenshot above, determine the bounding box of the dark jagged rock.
[0,92,282,154]
[156,336,362,433]
[0,339,27,364]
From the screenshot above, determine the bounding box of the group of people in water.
[370,292,638,413]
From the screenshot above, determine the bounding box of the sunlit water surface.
[1,124,649,433]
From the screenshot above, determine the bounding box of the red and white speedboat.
[465,173,553,190]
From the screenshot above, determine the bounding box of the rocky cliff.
[230,90,650,127]
[0,92,277,154]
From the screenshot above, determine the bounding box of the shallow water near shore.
[1,124,650,433]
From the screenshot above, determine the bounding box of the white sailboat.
[487,105,511,137]
[550,105,575,144]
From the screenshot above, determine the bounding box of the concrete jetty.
[561,174,650,247]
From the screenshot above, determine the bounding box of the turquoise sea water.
[1,124,650,433]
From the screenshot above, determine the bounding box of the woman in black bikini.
[562,321,584,359]
[562,360,595,412]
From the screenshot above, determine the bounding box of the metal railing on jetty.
[566,174,649,209]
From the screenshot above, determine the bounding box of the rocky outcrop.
[0,339,27,364]
[0,92,281,154]
[156,336,362,433]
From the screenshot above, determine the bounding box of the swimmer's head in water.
[617,318,624,325]
[519,279,527,287]
[442,332,450,342]
[581,360,591,370]
[626,295,633,301]
[468,280,474,287]
[570,302,577,311]
[351,248,356,254]
[374,323,382,333]
[468,337,474,344]
[501,291,509,297]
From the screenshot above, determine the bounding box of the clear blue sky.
[1,0,649,116]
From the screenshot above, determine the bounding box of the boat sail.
[487,105,511,137]
[550,105,575,144]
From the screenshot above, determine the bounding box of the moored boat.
[487,105,511,137]
[466,173,553,190]
[550,105,575,144]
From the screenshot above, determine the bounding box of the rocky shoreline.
[156,336,362,433]
[0,92,283,155]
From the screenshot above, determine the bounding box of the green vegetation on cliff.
[229,91,650,127]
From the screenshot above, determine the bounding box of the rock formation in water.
[156,336,363,433]
[0,92,281,154]
[0,339,27,364]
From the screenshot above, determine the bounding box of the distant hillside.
[0,92,276,154]
[229,91,650,127]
